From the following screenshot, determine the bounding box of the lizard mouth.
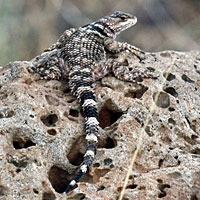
[130,16,137,26]
[125,16,137,28]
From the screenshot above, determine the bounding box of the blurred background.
[0,0,199,66]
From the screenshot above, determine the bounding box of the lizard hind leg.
[112,61,159,83]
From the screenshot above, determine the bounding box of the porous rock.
[0,50,199,200]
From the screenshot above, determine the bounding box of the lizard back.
[62,27,106,193]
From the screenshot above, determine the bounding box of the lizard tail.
[64,69,99,193]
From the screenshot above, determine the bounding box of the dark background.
[0,0,199,66]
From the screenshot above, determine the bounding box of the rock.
[0,50,199,200]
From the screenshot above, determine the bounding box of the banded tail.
[63,11,138,193]
[64,68,99,193]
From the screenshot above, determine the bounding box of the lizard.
[31,11,157,194]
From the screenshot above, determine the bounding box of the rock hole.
[24,140,36,148]
[104,158,113,166]
[190,194,198,200]
[194,64,200,74]
[13,139,36,149]
[160,52,171,57]
[134,76,143,82]
[158,159,164,168]
[42,192,56,200]
[79,170,94,184]
[158,183,170,198]
[168,118,176,126]
[168,107,175,112]
[24,78,33,85]
[45,95,59,106]
[117,187,122,192]
[129,175,134,179]
[138,186,146,190]
[145,126,154,137]
[181,74,195,83]
[93,168,110,181]
[147,67,155,72]
[93,163,100,168]
[48,166,70,193]
[125,85,148,99]
[33,188,39,194]
[163,87,178,97]
[69,108,79,117]
[110,164,114,168]
[97,185,105,191]
[8,158,28,168]
[174,155,178,160]
[153,92,170,108]
[67,136,85,166]
[41,113,58,127]
[126,184,137,189]
[69,193,86,200]
[13,141,22,149]
[7,110,14,118]
[0,185,6,196]
[191,147,200,155]
[191,134,198,140]
[16,168,21,173]
[157,179,163,183]
[68,151,84,166]
[47,129,57,136]
[0,110,14,118]
[158,191,167,198]
[99,137,117,149]
[163,72,176,81]
[167,172,182,179]
[191,120,197,132]
[99,107,123,129]
[185,116,191,126]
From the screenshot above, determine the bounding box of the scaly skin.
[31,11,157,194]
[62,11,139,194]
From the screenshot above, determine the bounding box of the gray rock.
[0,50,199,200]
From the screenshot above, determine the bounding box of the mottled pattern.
[61,11,141,194]
[32,11,157,194]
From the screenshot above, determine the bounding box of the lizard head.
[99,11,137,38]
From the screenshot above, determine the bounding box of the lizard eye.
[120,16,127,21]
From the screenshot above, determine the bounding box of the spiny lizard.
[31,11,157,194]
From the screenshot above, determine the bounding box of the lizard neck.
[81,22,116,39]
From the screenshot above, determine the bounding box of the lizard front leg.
[104,38,158,82]
[104,38,145,61]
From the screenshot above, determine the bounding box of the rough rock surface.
[0,50,200,200]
